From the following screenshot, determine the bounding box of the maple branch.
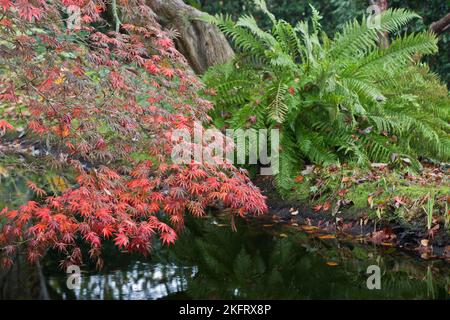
[429,13,450,35]
[111,0,121,33]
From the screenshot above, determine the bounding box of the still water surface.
[42,216,450,300]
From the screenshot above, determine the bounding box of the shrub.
[203,0,450,194]
[0,0,267,269]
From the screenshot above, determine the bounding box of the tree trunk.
[146,0,234,74]
[430,13,450,35]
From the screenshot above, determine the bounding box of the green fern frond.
[331,9,421,59]
[253,0,276,24]
[236,14,278,47]
[340,77,385,103]
[267,82,289,123]
[348,32,438,77]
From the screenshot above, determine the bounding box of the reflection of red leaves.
[313,204,323,212]
[322,201,331,211]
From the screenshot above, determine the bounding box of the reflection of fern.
[203,0,449,194]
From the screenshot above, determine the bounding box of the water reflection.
[40,216,450,300]
[48,263,195,300]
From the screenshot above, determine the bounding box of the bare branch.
[430,13,450,35]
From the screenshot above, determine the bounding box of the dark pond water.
[38,216,449,300]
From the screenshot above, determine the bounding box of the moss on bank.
[274,163,449,233]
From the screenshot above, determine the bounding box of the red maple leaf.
[16,0,44,22]
[114,233,129,249]
[0,119,14,134]
[161,67,175,79]
[155,37,173,49]
[0,0,11,11]
[160,230,177,245]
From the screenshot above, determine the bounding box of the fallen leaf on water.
[381,242,394,247]
[326,262,338,266]
[421,239,429,247]
[319,234,336,239]
[294,176,304,183]
[291,210,299,216]
[279,233,288,238]
[302,225,318,231]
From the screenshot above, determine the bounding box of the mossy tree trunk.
[146,0,235,74]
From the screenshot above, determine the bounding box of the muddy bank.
[255,176,450,262]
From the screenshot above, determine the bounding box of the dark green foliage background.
[186,0,449,85]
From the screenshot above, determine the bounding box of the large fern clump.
[202,0,449,193]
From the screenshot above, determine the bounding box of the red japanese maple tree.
[0,0,267,269]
